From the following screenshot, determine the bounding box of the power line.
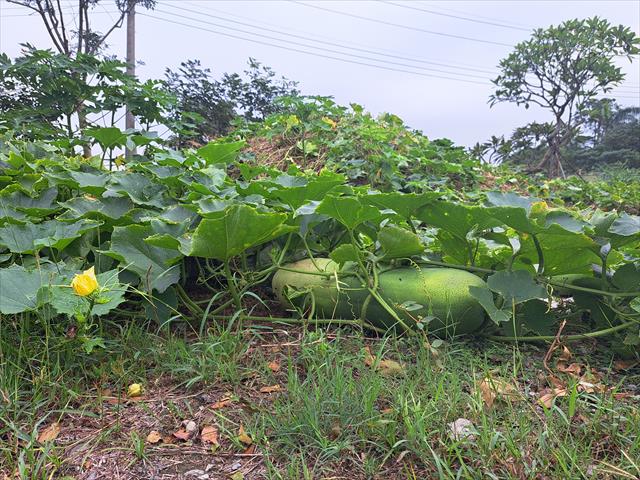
[382,1,531,32]
[416,1,535,29]
[140,12,492,86]
[292,1,515,48]
[162,3,497,76]
[154,6,492,81]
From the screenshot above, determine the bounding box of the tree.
[164,58,299,147]
[490,17,639,177]
[0,48,172,147]
[7,0,156,57]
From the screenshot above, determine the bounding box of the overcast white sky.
[1,0,639,146]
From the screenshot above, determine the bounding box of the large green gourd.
[272,259,487,336]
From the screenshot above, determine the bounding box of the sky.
[1,0,639,147]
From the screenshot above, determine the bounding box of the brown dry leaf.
[267,360,281,372]
[538,387,568,408]
[211,398,232,410]
[146,430,162,444]
[557,362,582,377]
[38,422,60,443]
[172,428,191,441]
[201,425,219,446]
[614,359,639,371]
[380,407,394,415]
[243,444,257,455]
[237,425,252,445]
[377,359,405,376]
[559,346,572,362]
[260,384,282,393]
[363,346,375,367]
[478,377,520,408]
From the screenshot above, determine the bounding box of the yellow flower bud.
[128,383,143,397]
[71,266,99,297]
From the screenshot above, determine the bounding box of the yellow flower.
[127,383,143,397]
[71,266,99,297]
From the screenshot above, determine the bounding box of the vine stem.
[485,320,637,343]
[212,314,386,334]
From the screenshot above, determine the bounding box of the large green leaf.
[273,172,345,209]
[105,172,168,208]
[0,219,101,254]
[0,187,59,216]
[378,225,424,259]
[61,196,134,221]
[0,265,60,314]
[469,284,511,325]
[316,195,382,230]
[197,140,245,165]
[86,126,127,149]
[106,225,181,293]
[609,213,640,236]
[364,192,439,219]
[185,204,295,261]
[486,270,547,305]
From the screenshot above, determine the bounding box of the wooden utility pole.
[125,0,136,159]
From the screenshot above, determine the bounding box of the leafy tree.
[0,48,172,148]
[490,17,639,177]
[7,0,156,56]
[164,58,299,147]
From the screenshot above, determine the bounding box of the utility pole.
[125,0,136,159]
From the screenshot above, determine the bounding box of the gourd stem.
[485,320,636,343]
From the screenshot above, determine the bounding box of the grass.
[1,315,639,479]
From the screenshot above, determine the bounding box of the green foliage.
[164,58,299,147]
[490,17,640,176]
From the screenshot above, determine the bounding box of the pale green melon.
[272,259,487,336]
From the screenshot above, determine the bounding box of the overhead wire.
[140,12,493,86]
[160,3,496,77]
[153,6,493,81]
[291,1,515,48]
[382,1,531,32]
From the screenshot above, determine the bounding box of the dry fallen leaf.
[38,422,60,443]
[172,428,191,441]
[230,472,244,480]
[614,359,639,371]
[448,418,476,441]
[146,430,162,444]
[237,425,252,445]
[267,360,281,372]
[259,384,282,393]
[211,398,232,410]
[557,362,582,376]
[364,346,376,367]
[538,387,568,408]
[478,377,520,408]
[201,425,219,446]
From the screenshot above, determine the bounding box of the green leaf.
[0,219,101,254]
[0,187,59,216]
[329,244,361,266]
[0,265,61,314]
[105,172,167,208]
[378,225,424,259]
[273,172,344,209]
[197,140,245,165]
[486,191,539,213]
[316,195,382,230]
[612,263,640,292]
[609,213,640,236]
[61,196,134,220]
[469,285,510,324]
[69,171,109,194]
[186,204,296,261]
[86,126,127,149]
[364,192,438,219]
[486,270,547,305]
[106,225,181,293]
[143,287,179,326]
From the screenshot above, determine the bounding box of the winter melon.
[273,259,487,336]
